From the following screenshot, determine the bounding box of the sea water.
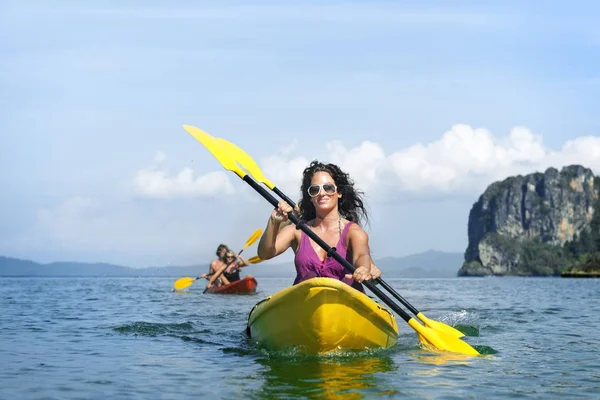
[0,276,598,399]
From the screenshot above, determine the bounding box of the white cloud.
[550,136,600,166]
[279,139,298,156]
[154,151,167,163]
[36,197,98,240]
[326,140,387,192]
[132,152,235,198]
[386,124,548,193]
[261,155,310,200]
[22,196,116,252]
[250,125,600,199]
[12,194,262,267]
[383,125,599,195]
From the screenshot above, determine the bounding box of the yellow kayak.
[246,277,399,354]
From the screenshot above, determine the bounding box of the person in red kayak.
[202,244,230,288]
[221,250,249,283]
[257,160,381,292]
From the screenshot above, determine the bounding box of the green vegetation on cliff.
[461,233,574,276]
[482,191,600,277]
[561,194,600,276]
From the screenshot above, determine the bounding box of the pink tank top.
[293,221,365,293]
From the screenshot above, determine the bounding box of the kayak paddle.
[215,135,469,339]
[203,229,263,294]
[174,276,201,291]
[183,125,479,355]
[248,255,262,264]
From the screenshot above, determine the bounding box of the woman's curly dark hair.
[298,161,369,225]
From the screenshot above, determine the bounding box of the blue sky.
[1,0,599,267]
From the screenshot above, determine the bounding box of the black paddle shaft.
[241,175,414,324]
[272,184,421,316]
[272,187,295,210]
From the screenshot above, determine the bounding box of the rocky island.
[458,165,600,277]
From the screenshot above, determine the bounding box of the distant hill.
[375,250,464,278]
[0,250,464,279]
[0,256,204,277]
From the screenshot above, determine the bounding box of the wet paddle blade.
[408,319,479,355]
[174,277,197,291]
[248,256,262,264]
[417,313,466,338]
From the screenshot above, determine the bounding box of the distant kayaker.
[222,250,249,283]
[202,244,231,288]
[257,160,381,292]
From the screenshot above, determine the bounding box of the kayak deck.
[246,277,398,354]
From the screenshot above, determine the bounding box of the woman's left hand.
[369,263,382,279]
[344,262,382,282]
[345,266,372,283]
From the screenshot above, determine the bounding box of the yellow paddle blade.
[417,312,465,339]
[248,256,262,264]
[242,229,263,250]
[215,138,276,189]
[182,125,247,179]
[408,319,479,355]
[174,277,197,291]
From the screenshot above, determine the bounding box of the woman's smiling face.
[310,171,341,211]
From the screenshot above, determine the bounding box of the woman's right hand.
[270,200,294,223]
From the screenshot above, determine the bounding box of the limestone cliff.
[458,165,599,276]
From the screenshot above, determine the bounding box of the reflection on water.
[410,350,488,382]
[252,354,398,399]
[414,351,475,367]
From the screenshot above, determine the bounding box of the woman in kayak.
[222,250,249,283]
[257,161,381,292]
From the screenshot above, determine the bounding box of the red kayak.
[205,275,258,294]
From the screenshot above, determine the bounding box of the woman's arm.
[257,200,296,260]
[257,223,296,260]
[237,255,249,268]
[346,225,381,282]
